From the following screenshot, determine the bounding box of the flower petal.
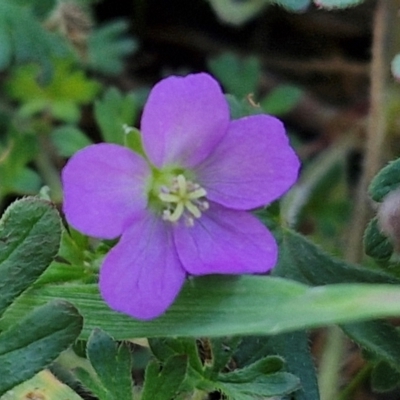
[141,73,230,169]
[62,143,150,239]
[195,115,300,210]
[174,203,277,275]
[99,212,186,320]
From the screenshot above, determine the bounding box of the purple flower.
[62,73,300,320]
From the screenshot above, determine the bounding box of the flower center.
[158,174,209,226]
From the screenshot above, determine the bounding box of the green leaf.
[224,94,262,120]
[208,53,261,98]
[313,0,365,8]
[0,1,66,74]
[73,367,109,400]
[87,20,137,75]
[207,0,267,26]
[371,360,400,393]
[267,332,319,400]
[207,337,242,375]
[94,87,140,145]
[85,329,133,400]
[6,59,100,122]
[0,26,12,70]
[342,321,400,374]
[273,0,311,10]
[216,372,300,399]
[275,229,399,285]
[364,217,393,262]
[369,158,400,202]
[234,333,319,400]
[149,337,203,373]
[218,356,284,383]
[141,355,188,400]
[260,84,303,116]
[0,300,83,396]
[9,168,41,194]
[8,276,400,338]
[0,197,61,317]
[0,132,39,196]
[51,125,93,157]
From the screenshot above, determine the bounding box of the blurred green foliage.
[5,59,100,122]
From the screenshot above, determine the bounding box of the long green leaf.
[5,276,400,338]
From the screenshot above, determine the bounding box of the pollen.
[159,174,209,225]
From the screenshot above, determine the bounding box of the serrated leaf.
[342,321,400,374]
[0,1,67,77]
[369,158,400,202]
[0,197,61,317]
[87,20,137,75]
[141,355,188,400]
[86,329,133,400]
[0,300,83,395]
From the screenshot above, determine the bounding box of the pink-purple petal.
[140,73,230,169]
[195,115,300,210]
[62,143,150,239]
[173,203,277,275]
[99,212,186,320]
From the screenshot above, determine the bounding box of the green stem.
[318,326,346,400]
[337,363,373,400]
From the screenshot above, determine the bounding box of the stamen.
[185,201,201,219]
[176,174,187,197]
[168,202,185,222]
[158,174,208,225]
[159,192,180,203]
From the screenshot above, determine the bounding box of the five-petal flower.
[62,73,300,320]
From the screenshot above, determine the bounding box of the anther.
[158,174,208,225]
